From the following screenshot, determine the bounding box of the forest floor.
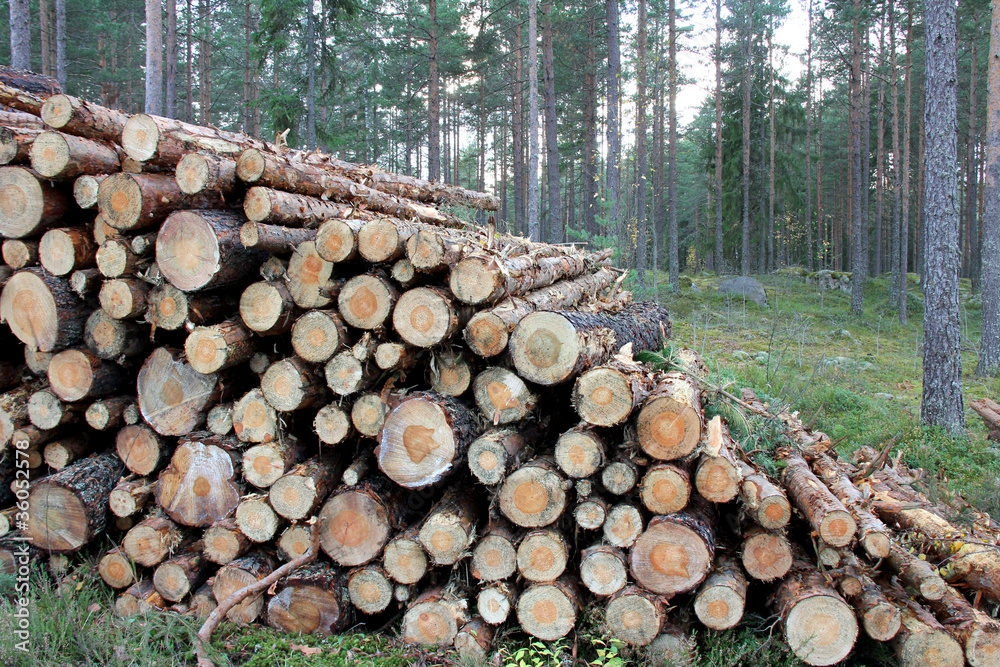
[2,272,999,667]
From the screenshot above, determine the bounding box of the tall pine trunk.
[978,0,1000,376]
[668,0,678,287]
[740,1,753,275]
[146,0,164,115]
[9,0,29,71]
[715,0,725,271]
[635,0,649,286]
[527,0,540,241]
[55,0,66,87]
[606,0,622,251]
[198,0,210,125]
[922,0,965,433]
[428,0,440,182]
[968,35,980,291]
[306,0,316,150]
[891,1,902,311]
[512,30,524,233]
[542,1,560,244]
[166,0,177,118]
[767,24,775,273]
[900,2,913,322]
[849,0,864,315]
[875,14,885,278]
[583,14,598,237]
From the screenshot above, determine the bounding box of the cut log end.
[630,515,714,596]
[606,588,664,647]
[785,594,859,666]
[471,533,517,582]
[741,530,793,582]
[378,394,470,489]
[318,486,392,567]
[639,464,691,515]
[580,546,628,597]
[120,114,160,163]
[0,167,60,239]
[509,312,582,385]
[339,274,396,330]
[384,534,429,585]
[498,463,567,528]
[235,147,266,182]
[348,567,394,615]
[574,367,637,427]
[637,399,702,461]
[516,582,578,641]
[392,287,460,348]
[516,529,568,582]
[464,311,508,357]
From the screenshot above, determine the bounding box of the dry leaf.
[290,644,322,656]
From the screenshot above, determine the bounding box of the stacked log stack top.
[0,69,998,667]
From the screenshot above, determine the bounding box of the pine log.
[516,528,569,582]
[579,543,628,597]
[313,403,352,445]
[464,266,619,357]
[232,388,279,443]
[189,583,217,620]
[154,546,207,602]
[212,552,277,625]
[109,477,156,517]
[888,541,949,600]
[839,572,901,642]
[236,148,452,225]
[259,357,325,413]
[419,488,477,566]
[470,520,519,582]
[927,584,1000,666]
[603,502,644,549]
[0,108,43,127]
[574,495,609,531]
[391,258,419,287]
[318,478,404,566]
[509,303,671,385]
[244,185,361,227]
[571,360,655,428]
[1,269,89,351]
[137,348,220,435]
[516,578,581,641]
[122,513,184,567]
[41,94,128,143]
[377,391,479,489]
[276,523,313,562]
[315,217,365,263]
[324,350,377,397]
[241,224,315,258]
[970,398,1000,442]
[357,216,428,263]
[639,463,691,515]
[286,241,343,308]
[98,172,226,232]
[551,424,604,479]
[122,113,269,166]
[741,526,793,581]
[887,584,965,667]
[95,238,147,278]
[694,416,742,503]
[156,438,241,527]
[23,349,51,377]
[38,228,96,277]
[498,458,569,528]
[185,318,256,375]
[98,278,149,320]
[23,451,121,551]
[30,130,120,179]
[456,617,496,661]
[393,286,472,348]
[0,166,72,238]
[469,366,534,426]
[375,342,421,372]
[402,588,470,645]
[42,435,91,470]
[0,379,43,447]
[115,579,167,617]
[351,392,388,438]
[450,250,609,306]
[27,389,81,430]
[11,423,62,450]
[203,518,251,565]
[773,560,860,666]
[2,239,38,269]
[348,565,394,615]
[467,426,532,486]
[601,458,640,496]
[384,526,429,585]
[175,152,238,195]
[606,585,666,647]
[427,347,472,396]
[206,402,234,435]
[782,451,857,547]
[270,455,339,521]
[235,493,283,543]
[693,556,747,631]
[242,438,306,489]
[809,452,891,558]
[92,213,119,245]
[72,174,106,209]
[630,505,715,596]
[84,309,150,360]
[146,284,232,331]
[0,126,41,165]
[267,562,351,635]
[632,372,703,461]
[290,309,351,363]
[338,272,398,330]
[156,209,266,290]
[99,546,138,589]
[736,458,792,530]
[45,348,124,402]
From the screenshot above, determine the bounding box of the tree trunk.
[667,0,678,287]
[427,0,439,181]
[145,0,163,115]
[198,0,210,125]
[541,0,560,244]
[740,4,752,276]
[606,0,621,246]
[900,2,913,319]
[849,0,864,313]
[583,13,598,237]
[969,36,980,292]
[165,0,176,117]
[922,0,965,433]
[156,209,266,291]
[8,0,30,71]
[887,541,948,601]
[979,0,1000,376]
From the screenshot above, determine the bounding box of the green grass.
[4,271,999,667]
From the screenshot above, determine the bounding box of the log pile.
[1,80,999,667]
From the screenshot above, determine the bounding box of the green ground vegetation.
[1,272,997,667]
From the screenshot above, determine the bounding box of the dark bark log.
[157,209,266,291]
[41,94,128,143]
[267,562,351,635]
[98,172,226,232]
[29,130,121,180]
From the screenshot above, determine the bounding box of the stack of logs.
[1,70,1000,667]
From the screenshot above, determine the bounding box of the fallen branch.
[194,521,320,667]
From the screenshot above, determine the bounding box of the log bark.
[267,562,351,635]
[29,130,120,180]
[239,222,314,254]
[736,459,791,530]
[455,617,496,661]
[509,303,671,385]
[122,113,271,167]
[809,452,891,558]
[231,388,279,443]
[154,546,207,601]
[741,525,793,581]
[137,347,220,435]
[1,269,89,352]
[840,572,901,642]
[888,541,949,600]
[0,126,41,165]
[203,517,250,565]
[175,153,237,195]
[773,559,859,666]
[498,457,569,528]
[242,438,305,489]
[156,209,266,290]
[122,513,184,566]
[41,94,128,143]
[450,249,611,305]
[0,166,72,238]
[420,487,478,566]
[185,318,256,374]
[85,309,150,360]
[472,366,537,425]
[347,565,394,615]
[244,185,365,227]
[156,438,241,527]
[378,391,479,489]
[317,478,405,567]
[212,551,277,625]
[516,578,580,641]
[927,584,1000,666]
[25,452,122,552]
[606,585,666,647]
[782,451,856,547]
[269,454,339,521]
[2,239,38,269]
[357,216,429,263]
[98,172,226,232]
[630,505,715,595]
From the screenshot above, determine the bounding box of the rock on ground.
[718,277,768,306]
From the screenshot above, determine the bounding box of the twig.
[194,521,320,667]
[855,433,901,480]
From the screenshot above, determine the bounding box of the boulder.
[718,277,767,306]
